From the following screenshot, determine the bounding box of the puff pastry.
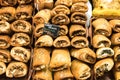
[0,7,15,21]
[111,33,120,45]
[0,62,6,75]
[6,62,28,78]
[10,33,30,47]
[55,0,72,7]
[10,47,31,63]
[92,35,111,48]
[18,0,32,4]
[11,20,32,34]
[0,0,17,6]
[0,35,10,49]
[71,59,91,80]
[71,48,96,64]
[33,48,51,71]
[0,49,11,63]
[72,0,88,4]
[115,71,120,80]
[49,48,71,71]
[113,46,120,62]
[0,21,10,34]
[15,5,33,20]
[92,18,112,36]
[53,36,70,48]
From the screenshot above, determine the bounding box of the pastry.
[53,36,70,48]
[49,48,71,71]
[69,25,86,38]
[18,0,32,4]
[111,33,120,45]
[71,59,91,80]
[92,35,111,48]
[58,25,68,36]
[34,24,44,37]
[55,0,72,7]
[92,18,112,36]
[0,35,10,49]
[0,62,6,75]
[113,46,120,62]
[0,0,17,6]
[15,5,33,20]
[0,21,10,34]
[0,49,11,63]
[115,71,120,80]
[11,20,32,34]
[10,47,31,63]
[115,62,120,71]
[35,35,53,47]
[71,48,96,64]
[44,0,53,9]
[72,0,88,4]
[71,36,89,48]
[33,48,51,71]
[6,62,28,78]
[10,33,30,47]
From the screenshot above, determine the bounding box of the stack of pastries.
[0,0,33,79]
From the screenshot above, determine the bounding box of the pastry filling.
[55,7,68,14]
[115,24,120,32]
[79,72,90,79]
[86,54,95,63]
[52,65,67,71]
[116,55,120,61]
[14,22,26,31]
[55,16,66,23]
[0,23,8,32]
[35,17,45,24]
[72,30,85,37]
[101,49,113,55]
[36,28,43,34]
[62,77,74,80]
[59,28,66,35]
[73,40,86,47]
[117,37,120,42]
[16,12,28,19]
[98,41,109,47]
[56,40,68,47]
[0,13,11,20]
[73,14,86,22]
[96,29,108,36]
[0,40,7,47]
[0,53,8,62]
[16,36,29,44]
[34,65,46,70]
[4,0,16,5]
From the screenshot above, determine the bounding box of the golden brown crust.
[115,71,120,80]
[58,25,68,36]
[111,33,120,45]
[33,48,51,71]
[0,0,17,6]
[115,62,120,71]
[18,0,32,4]
[55,0,72,7]
[44,0,53,9]
[113,46,120,62]
[34,24,44,37]
[49,48,71,71]
[53,36,70,48]
[0,21,10,34]
[72,0,88,4]
[0,62,6,75]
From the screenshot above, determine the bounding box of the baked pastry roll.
[33,69,52,80]
[52,13,70,25]
[10,47,31,63]
[115,62,120,71]
[69,25,86,38]
[96,47,114,59]
[44,0,53,9]
[94,58,114,77]
[113,46,120,62]
[71,48,96,64]
[71,59,91,80]
[55,0,72,7]
[10,33,30,47]
[72,0,88,4]
[33,48,50,71]
[53,36,70,48]
[33,9,51,25]
[6,62,28,78]
[71,36,88,48]
[0,0,17,6]
[92,18,112,37]
[54,68,74,80]
[51,5,70,16]
[34,24,44,37]
[35,35,53,47]
[58,25,68,36]
[71,2,88,13]
[109,19,120,32]
[0,62,6,75]
[15,5,33,20]
[18,0,32,4]
[111,33,120,45]
[92,35,111,48]
[115,72,120,80]
[0,7,15,21]
[0,35,10,49]
[11,20,32,34]
[0,21,10,34]
[0,49,11,63]
[49,48,71,71]
[71,12,87,25]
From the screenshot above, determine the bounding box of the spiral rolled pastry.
[0,35,10,49]
[71,36,89,48]
[115,72,120,80]
[10,33,30,47]
[92,35,111,48]
[92,18,112,37]
[35,35,53,47]
[44,0,53,9]
[52,13,70,25]
[58,25,68,36]
[15,5,33,20]
[51,5,70,16]
[109,19,120,33]
[71,12,87,25]
[0,0,17,6]
[55,0,72,7]
[0,62,6,75]
[0,7,15,21]
[111,33,120,45]
[72,0,88,4]
[115,62,120,71]
[0,49,11,63]
[0,21,10,34]
[71,2,88,13]
[34,24,44,37]
[71,59,91,80]
[113,46,120,62]
[54,68,74,80]
[71,48,96,64]
[33,69,52,80]
[49,48,71,71]
[53,36,70,48]
[18,0,32,4]
[33,9,51,25]
[69,25,86,38]
[33,48,50,71]
[6,62,28,78]
[94,58,114,77]
[10,47,31,63]
[11,20,32,34]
